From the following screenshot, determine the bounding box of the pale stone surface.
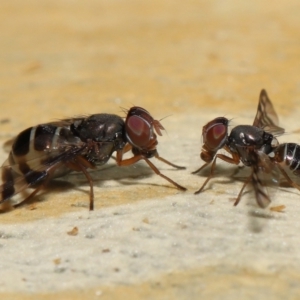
[0,1,300,299]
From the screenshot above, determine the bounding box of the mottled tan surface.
[1,1,300,299]
[2,266,300,300]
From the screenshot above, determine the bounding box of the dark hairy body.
[0,107,186,211]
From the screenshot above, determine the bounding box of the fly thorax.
[71,114,125,143]
[229,125,266,149]
[114,132,127,150]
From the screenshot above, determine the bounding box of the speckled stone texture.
[0,1,300,299]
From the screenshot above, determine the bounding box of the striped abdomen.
[9,124,80,174]
[273,143,300,175]
[1,124,81,203]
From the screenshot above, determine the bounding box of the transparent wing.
[0,126,86,206]
[0,119,119,208]
[251,150,280,208]
[0,144,86,207]
[234,145,280,208]
[253,89,284,135]
[2,117,88,153]
[47,116,88,127]
[2,138,14,153]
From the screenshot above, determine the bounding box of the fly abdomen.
[273,143,300,174]
[0,124,77,205]
[33,125,57,151]
[9,124,78,179]
[1,165,15,201]
[12,125,58,160]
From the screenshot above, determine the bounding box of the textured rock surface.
[0,1,300,299]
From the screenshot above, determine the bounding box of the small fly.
[193,89,285,208]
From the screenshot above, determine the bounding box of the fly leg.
[194,153,240,194]
[13,184,47,209]
[154,153,185,170]
[192,162,210,175]
[110,143,132,162]
[13,168,57,209]
[16,157,96,211]
[67,156,96,210]
[116,150,186,191]
[233,174,252,206]
[276,164,300,191]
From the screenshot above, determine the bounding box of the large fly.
[0,106,186,211]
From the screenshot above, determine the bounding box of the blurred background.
[1,0,299,129]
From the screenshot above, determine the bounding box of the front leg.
[154,153,186,170]
[116,150,186,191]
[194,152,240,195]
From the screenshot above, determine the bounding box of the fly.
[0,106,186,211]
[193,89,284,208]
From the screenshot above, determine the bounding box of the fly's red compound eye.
[202,117,228,151]
[125,107,153,148]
